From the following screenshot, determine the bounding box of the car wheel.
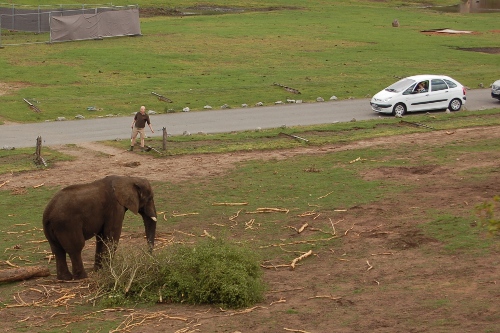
[448,98,462,111]
[392,103,406,117]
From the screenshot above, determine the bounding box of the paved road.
[1,89,498,148]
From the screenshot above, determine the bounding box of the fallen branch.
[317,190,334,199]
[247,207,289,214]
[297,211,316,217]
[151,91,173,103]
[245,219,256,230]
[212,202,248,206]
[290,250,313,270]
[111,311,187,333]
[400,120,434,130]
[172,212,199,217]
[308,295,342,301]
[366,260,373,271]
[0,180,10,188]
[229,209,242,221]
[228,306,267,316]
[284,328,311,333]
[202,230,215,239]
[297,223,308,233]
[0,266,50,283]
[279,132,309,142]
[260,236,337,249]
[270,297,286,306]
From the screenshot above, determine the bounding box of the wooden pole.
[162,127,167,151]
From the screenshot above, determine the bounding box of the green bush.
[475,195,500,237]
[92,238,265,308]
[159,238,265,308]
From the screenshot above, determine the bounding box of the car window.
[443,79,457,88]
[431,79,448,92]
[403,83,417,95]
[385,78,416,93]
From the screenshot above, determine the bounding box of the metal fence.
[0,3,138,46]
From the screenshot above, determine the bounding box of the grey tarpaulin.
[50,8,141,43]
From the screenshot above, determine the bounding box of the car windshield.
[385,78,416,93]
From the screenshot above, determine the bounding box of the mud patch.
[388,229,439,250]
[0,81,30,96]
[457,47,500,54]
[139,5,301,17]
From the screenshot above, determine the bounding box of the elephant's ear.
[112,177,140,215]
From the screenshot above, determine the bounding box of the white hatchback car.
[492,79,500,101]
[370,75,466,117]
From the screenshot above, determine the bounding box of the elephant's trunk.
[143,216,157,252]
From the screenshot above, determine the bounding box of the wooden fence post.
[34,136,47,166]
[162,127,167,151]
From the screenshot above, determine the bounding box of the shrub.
[475,195,500,237]
[159,238,265,308]
[92,238,265,308]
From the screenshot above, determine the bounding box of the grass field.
[1,0,499,123]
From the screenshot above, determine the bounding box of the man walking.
[130,105,154,151]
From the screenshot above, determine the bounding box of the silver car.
[370,75,466,117]
[492,79,500,101]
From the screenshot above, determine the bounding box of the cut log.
[0,266,50,283]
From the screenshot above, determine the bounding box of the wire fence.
[0,3,138,46]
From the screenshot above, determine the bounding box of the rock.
[295,100,303,103]
[316,97,325,102]
[392,19,399,27]
[286,99,296,103]
[182,131,191,136]
[330,95,338,101]
[204,105,212,109]
[275,101,284,104]
[182,107,190,112]
[221,104,230,109]
[147,110,157,115]
[255,102,264,106]
[56,117,66,121]
[2,146,15,150]
[75,115,85,119]
[241,103,248,108]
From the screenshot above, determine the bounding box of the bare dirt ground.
[1,126,500,332]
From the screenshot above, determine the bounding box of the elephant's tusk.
[151,216,157,222]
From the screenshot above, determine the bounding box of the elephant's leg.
[68,251,88,280]
[50,243,73,281]
[58,232,87,280]
[94,235,119,271]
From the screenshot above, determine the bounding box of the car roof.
[405,74,455,81]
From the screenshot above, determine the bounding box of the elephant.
[42,175,157,281]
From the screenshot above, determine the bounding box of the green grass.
[1,0,499,123]
[0,147,74,174]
